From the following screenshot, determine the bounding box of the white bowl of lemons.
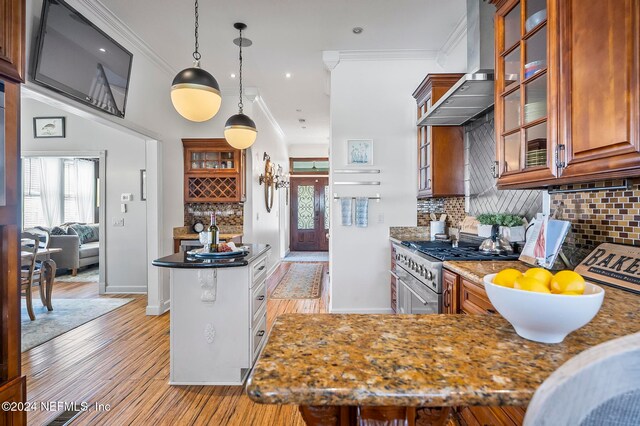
[484,268,605,344]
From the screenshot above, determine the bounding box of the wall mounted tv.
[32,0,133,118]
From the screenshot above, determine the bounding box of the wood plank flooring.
[22,262,330,426]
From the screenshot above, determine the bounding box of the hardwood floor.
[22,262,329,426]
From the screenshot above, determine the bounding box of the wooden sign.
[575,243,640,294]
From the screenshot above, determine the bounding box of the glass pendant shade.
[171,66,222,122]
[224,113,257,149]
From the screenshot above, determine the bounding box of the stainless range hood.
[418,0,495,126]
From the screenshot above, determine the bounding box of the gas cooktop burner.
[401,241,520,262]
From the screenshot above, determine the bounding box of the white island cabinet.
[153,244,270,385]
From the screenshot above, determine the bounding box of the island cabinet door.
[557,0,640,182]
[460,279,497,315]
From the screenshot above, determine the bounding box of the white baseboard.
[267,260,281,279]
[104,286,147,294]
[330,307,394,314]
[146,299,170,316]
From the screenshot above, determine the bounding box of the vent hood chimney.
[418,0,495,126]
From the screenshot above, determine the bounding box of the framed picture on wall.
[347,139,373,165]
[33,116,66,138]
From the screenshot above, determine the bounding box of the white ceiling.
[99,0,466,146]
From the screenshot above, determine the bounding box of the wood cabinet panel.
[558,0,640,181]
[442,269,459,314]
[0,0,25,82]
[461,278,496,315]
[0,377,26,425]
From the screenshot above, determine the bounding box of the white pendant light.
[225,23,257,149]
[170,0,221,122]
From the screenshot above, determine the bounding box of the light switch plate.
[121,193,133,202]
[112,218,124,227]
[120,203,127,213]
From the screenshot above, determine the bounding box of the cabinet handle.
[443,288,450,308]
[487,309,497,315]
[257,265,265,271]
[556,144,566,169]
[257,330,265,337]
[257,295,265,301]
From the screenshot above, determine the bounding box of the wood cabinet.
[390,244,398,313]
[442,269,459,314]
[460,278,497,315]
[0,1,26,421]
[182,139,246,203]
[412,74,465,198]
[0,0,25,83]
[493,0,640,188]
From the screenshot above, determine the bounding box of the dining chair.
[524,332,640,425]
[21,232,41,320]
[27,227,51,302]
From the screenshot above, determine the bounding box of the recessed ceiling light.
[296,108,302,112]
[298,118,306,123]
[230,73,236,78]
[285,73,292,79]
[302,126,307,129]
[352,27,364,34]
[99,48,106,52]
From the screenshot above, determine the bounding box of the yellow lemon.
[514,276,552,293]
[524,268,553,288]
[550,271,585,295]
[493,269,523,288]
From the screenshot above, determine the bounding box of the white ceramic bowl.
[483,273,605,344]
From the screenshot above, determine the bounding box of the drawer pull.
[487,309,497,315]
[257,265,266,271]
[257,330,265,337]
[257,295,265,301]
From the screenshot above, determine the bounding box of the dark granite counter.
[152,244,270,269]
[246,261,640,408]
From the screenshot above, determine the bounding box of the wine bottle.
[208,212,219,252]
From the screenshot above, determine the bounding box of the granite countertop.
[246,261,640,407]
[152,244,269,269]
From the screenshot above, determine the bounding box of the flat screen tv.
[32,0,133,118]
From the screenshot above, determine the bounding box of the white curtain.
[38,158,62,227]
[75,159,96,224]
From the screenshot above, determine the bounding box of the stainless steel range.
[391,240,519,314]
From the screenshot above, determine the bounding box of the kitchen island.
[246,260,640,425]
[153,244,270,385]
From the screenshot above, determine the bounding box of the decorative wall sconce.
[258,152,276,212]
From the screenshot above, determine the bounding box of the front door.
[290,177,329,251]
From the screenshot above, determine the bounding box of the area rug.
[283,251,329,262]
[56,266,99,283]
[21,298,133,352]
[270,263,323,299]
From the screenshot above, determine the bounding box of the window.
[22,157,97,229]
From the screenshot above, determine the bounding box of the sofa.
[34,223,100,275]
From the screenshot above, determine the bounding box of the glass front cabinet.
[494,0,558,188]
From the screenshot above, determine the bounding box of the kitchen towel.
[355,197,369,228]
[340,197,353,226]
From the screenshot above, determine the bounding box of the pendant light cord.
[193,0,201,61]
[238,27,244,114]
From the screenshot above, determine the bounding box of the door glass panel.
[525,26,547,78]
[504,3,521,51]
[324,185,329,230]
[524,74,547,123]
[526,122,547,168]
[504,47,521,91]
[504,132,521,172]
[420,168,426,190]
[297,185,314,230]
[526,0,547,32]
[503,89,521,131]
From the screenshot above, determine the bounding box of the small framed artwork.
[33,117,66,138]
[347,139,373,165]
[140,169,147,201]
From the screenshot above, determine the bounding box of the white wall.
[288,144,329,158]
[329,58,449,313]
[243,98,290,274]
[21,98,147,293]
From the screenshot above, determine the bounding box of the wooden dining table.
[21,248,61,311]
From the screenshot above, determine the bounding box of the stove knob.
[425,270,434,280]
[418,265,424,274]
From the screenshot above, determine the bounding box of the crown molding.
[75,0,177,77]
[253,92,286,142]
[338,49,439,62]
[439,13,467,58]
